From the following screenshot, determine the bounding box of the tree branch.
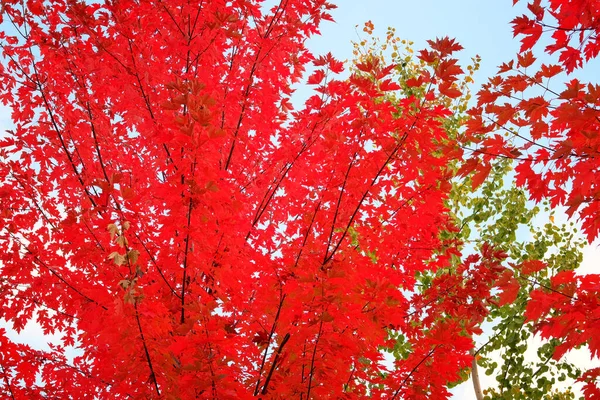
[470,348,484,400]
[260,332,291,395]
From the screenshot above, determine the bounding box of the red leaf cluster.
[468,1,600,395]
[0,1,490,398]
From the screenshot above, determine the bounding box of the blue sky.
[306,1,525,89]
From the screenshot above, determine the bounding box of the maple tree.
[464,0,600,398]
[0,0,597,399]
[0,0,514,398]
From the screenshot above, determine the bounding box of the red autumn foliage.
[1,0,597,398]
[467,0,600,396]
[0,1,513,398]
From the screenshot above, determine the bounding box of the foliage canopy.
[0,0,598,398]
